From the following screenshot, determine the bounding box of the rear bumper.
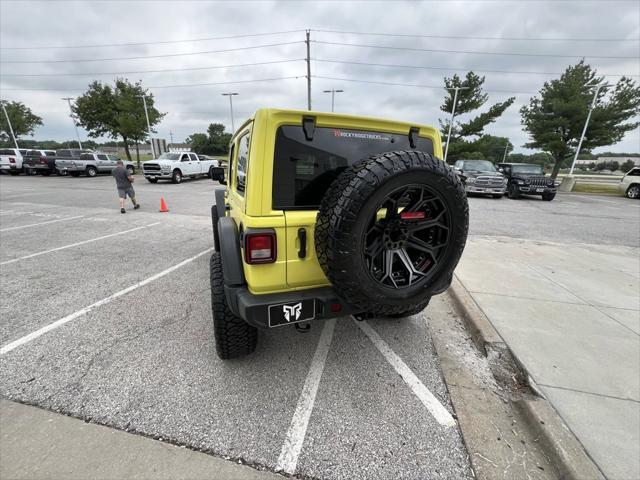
[225,285,355,328]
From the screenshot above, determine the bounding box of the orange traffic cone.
[159,196,169,213]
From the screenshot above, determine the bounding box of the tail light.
[245,232,277,264]
[40,156,47,164]
[9,157,15,163]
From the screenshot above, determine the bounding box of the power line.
[0,59,304,77]
[311,75,534,95]
[312,40,639,60]
[313,58,640,78]
[1,76,303,92]
[0,41,304,64]
[0,30,306,50]
[311,28,640,42]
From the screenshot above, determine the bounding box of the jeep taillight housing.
[245,232,277,264]
[9,157,15,163]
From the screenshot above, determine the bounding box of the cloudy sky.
[1,0,639,153]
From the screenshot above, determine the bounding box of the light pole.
[569,79,610,176]
[1,102,19,149]
[62,97,82,150]
[170,130,174,145]
[323,89,344,112]
[139,95,156,159]
[443,87,469,162]
[222,93,238,132]
[502,141,510,162]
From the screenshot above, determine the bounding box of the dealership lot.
[1,175,637,479]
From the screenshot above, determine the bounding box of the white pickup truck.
[0,148,29,175]
[142,151,220,184]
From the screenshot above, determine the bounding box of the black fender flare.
[217,216,245,287]
[215,188,226,219]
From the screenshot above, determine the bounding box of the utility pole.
[569,80,610,176]
[222,92,239,132]
[306,30,311,111]
[443,87,469,163]
[139,95,156,158]
[62,97,82,150]
[502,141,510,162]
[1,102,19,149]
[323,89,344,112]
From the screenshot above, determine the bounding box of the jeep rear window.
[273,126,434,209]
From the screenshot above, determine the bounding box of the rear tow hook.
[294,322,311,333]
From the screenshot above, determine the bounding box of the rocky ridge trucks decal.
[333,130,390,141]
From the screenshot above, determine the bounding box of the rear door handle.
[298,228,307,259]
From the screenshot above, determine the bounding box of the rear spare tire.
[315,150,468,316]
[210,252,257,359]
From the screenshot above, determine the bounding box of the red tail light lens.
[245,232,277,264]
[9,157,15,163]
[40,156,47,163]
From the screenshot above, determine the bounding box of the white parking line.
[276,318,336,475]
[0,215,85,232]
[0,247,214,355]
[0,222,161,266]
[355,318,456,428]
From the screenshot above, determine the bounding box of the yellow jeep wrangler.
[210,108,468,359]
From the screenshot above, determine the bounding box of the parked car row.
[0,148,136,177]
[454,159,557,201]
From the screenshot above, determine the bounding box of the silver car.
[619,167,640,199]
[454,159,507,198]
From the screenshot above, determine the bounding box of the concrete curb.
[447,274,606,480]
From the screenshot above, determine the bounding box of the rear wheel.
[210,252,257,359]
[507,183,520,199]
[171,170,182,184]
[86,166,97,177]
[626,184,640,199]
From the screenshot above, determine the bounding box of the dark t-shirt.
[112,166,132,189]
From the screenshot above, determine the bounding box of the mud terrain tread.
[315,150,468,315]
[210,252,257,359]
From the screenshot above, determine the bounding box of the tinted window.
[80,153,93,160]
[181,154,190,162]
[462,160,497,172]
[512,164,543,175]
[108,155,119,161]
[19,149,28,155]
[273,126,434,209]
[158,153,180,160]
[236,133,250,195]
[45,151,56,156]
[628,168,640,176]
[0,149,16,155]
[97,154,108,160]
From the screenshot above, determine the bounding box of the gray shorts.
[118,187,135,199]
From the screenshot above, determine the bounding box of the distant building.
[168,142,192,152]
[575,156,640,166]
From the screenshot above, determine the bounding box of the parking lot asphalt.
[1,174,637,479]
[0,175,471,480]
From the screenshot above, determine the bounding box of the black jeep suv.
[497,163,556,201]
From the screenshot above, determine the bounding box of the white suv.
[619,167,640,199]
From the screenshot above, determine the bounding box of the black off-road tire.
[387,299,431,318]
[542,192,556,201]
[507,183,520,199]
[172,169,182,184]
[315,150,468,316]
[210,252,257,359]
[211,206,220,251]
[146,177,158,183]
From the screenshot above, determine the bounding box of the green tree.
[73,79,164,162]
[520,60,640,179]
[440,72,515,162]
[0,100,43,143]
[621,159,636,172]
[185,123,231,155]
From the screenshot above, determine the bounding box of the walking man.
[112,160,140,214]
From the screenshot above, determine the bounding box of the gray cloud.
[1,0,638,152]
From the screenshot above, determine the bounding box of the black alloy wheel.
[363,185,449,289]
